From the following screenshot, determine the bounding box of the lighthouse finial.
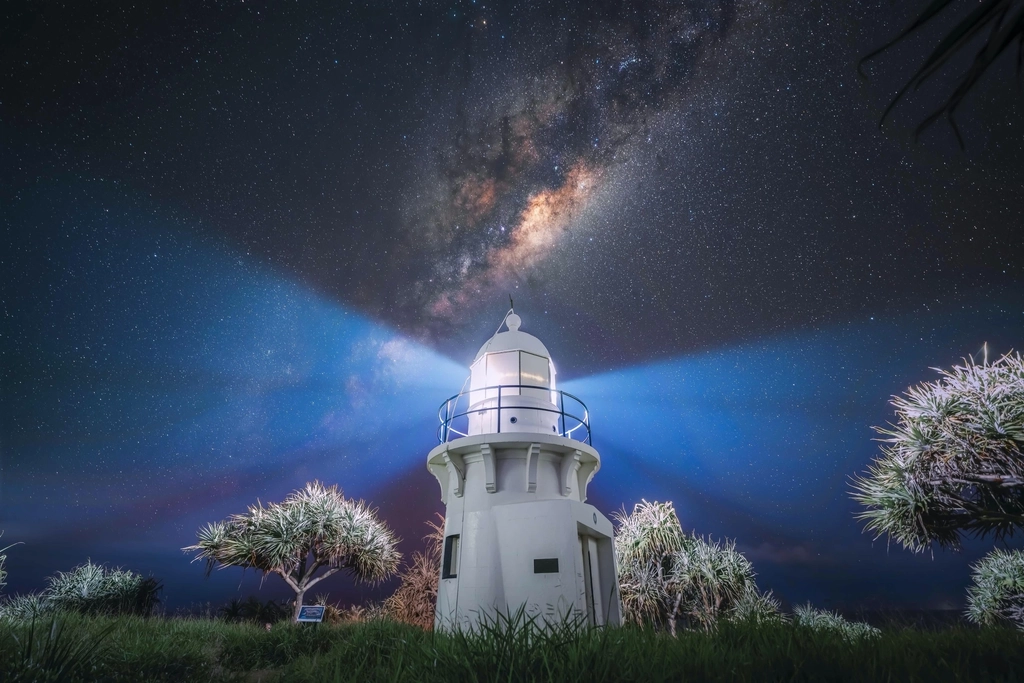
[505,295,521,331]
[505,311,522,332]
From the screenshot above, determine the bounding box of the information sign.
[296,605,325,623]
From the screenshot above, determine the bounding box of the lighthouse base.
[434,497,620,631]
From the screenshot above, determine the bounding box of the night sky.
[2,1,1022,614]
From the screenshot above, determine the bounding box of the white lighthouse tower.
[426,310,622,630]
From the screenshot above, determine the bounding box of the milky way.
[396,0,761,334]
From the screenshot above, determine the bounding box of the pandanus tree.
[614,500,776,634]
[851,352,1024,552]
[966,549,1024,629]
[184,481,401,622]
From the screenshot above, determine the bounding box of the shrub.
[614,500,779,633]
[46,561,161,617]
[728,589,788,625]
[0,593,51,622]
[793,603,881,641]
[966,548,1024,630]
[0,561,161,622]
[384,514,443,629]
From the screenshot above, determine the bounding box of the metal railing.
[437,384,591,445]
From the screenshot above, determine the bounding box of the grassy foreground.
[2,613,1023,682]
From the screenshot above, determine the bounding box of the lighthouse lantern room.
[427,311,623,631]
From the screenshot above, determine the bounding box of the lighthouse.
[427,310,622,630]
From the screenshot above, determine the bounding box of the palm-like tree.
[851,352,1024,552]
[614,500,772,634]
[183,481,401,622]
[614,500,686,631]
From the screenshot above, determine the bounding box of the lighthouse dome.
[474,313,551,361]
[466,312,558,437]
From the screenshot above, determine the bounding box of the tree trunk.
[293,587,306,622]
[668,592,682,637]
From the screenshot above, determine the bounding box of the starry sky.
[2,0,1022,613]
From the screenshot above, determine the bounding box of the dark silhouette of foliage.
[861,0,1024,147]
[219,596,289,625]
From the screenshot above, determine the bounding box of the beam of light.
[1,190,466,601]
[562,302,1024,607]
[6,190,1021,610]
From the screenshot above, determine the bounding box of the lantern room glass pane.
[520,351,551,402]
[486,351,520,396]
[468,357,487,404]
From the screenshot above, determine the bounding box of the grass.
[1,612,1022,682]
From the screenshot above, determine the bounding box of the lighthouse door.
[579,535,603,627]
